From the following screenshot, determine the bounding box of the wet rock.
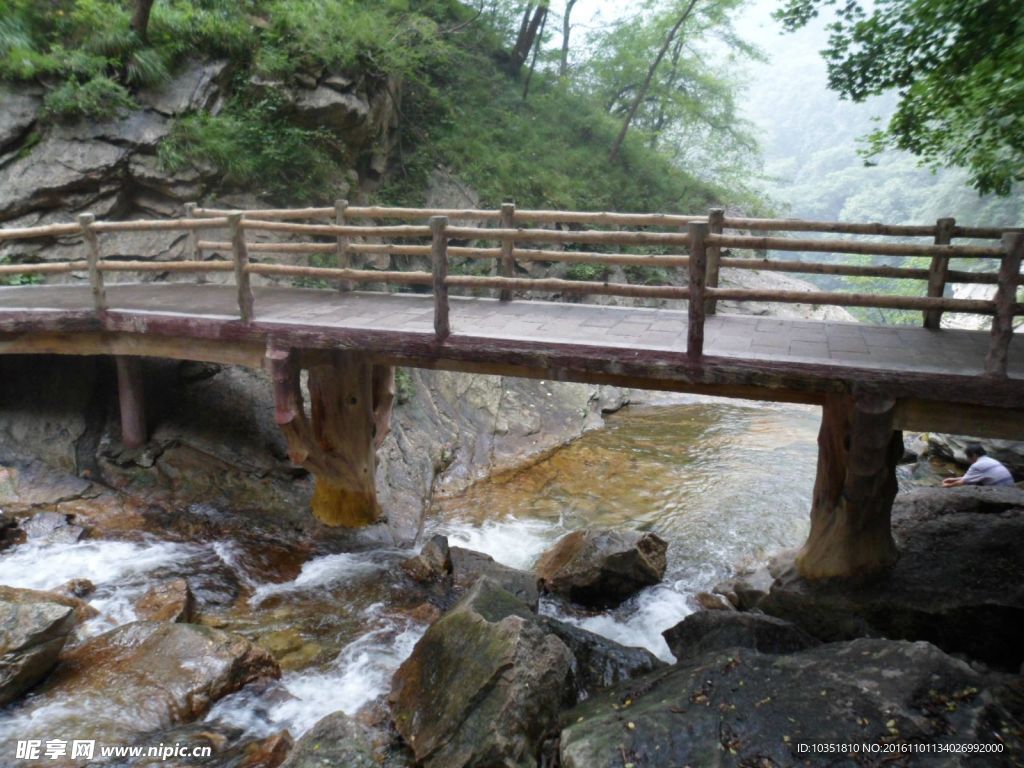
[538,617,663,700]
[559,638,1023,767]
[761,486,1024,670]
[0,586,76,706]
[694,591,735,611]
[138,59,229,116]
[662,611,819,661]
[281,711,376,768]
[0,510,23,551]
[400,534,451,582]
[19,621,279,743]
[55,578,96,599]
[0,583,97,627]
[20,510,86,543]
[713,562,775,611]
[135,578,195,623]
[535,530,667,608]
[450,545,539,609]
[390,578,573,768]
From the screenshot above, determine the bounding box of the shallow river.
[3,396,918,747]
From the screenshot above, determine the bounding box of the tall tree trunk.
[608,0,699,162]
[560,0,579,78]
[509,4,548,77]
[522,8,549,99]
[131,0,156,43]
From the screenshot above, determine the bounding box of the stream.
[0,396,935,749]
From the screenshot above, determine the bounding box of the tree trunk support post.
[705,208,724,315]
[796,392,903,580]
[985,233,1023,377]
[229,213,254,323]
[78,213,106,315]
[923,217,955,329]
[499,200,516,301]
[431,216,450,341]
[184,202,204,284]
[335,199,353,292]
[687,221,709,359]
[266,346,394,527]
[115,356,147,449]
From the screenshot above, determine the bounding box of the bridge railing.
[1,204,1021,376]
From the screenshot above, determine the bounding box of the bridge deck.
[0,283,1018,380]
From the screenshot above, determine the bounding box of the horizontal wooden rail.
[445,274,691,299]
[446,227,691,247]
[92,217,230,233]
[717,257,1002,284]
[513,249,690,267]
[705,287,999,314]
[98,260,234,272]
[247,263,433,285]
[0,261,80,275]
[0,223,82,240]
[722,217,938,237]
[709,234,1004,259]
[240,220,432,238]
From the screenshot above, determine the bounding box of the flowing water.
[2,396,935,750]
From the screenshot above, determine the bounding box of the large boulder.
[390,578,574,768]
[662,610,819,661]
[761,486,1024,670]
[280,711,377,768]
[400,537,540,609]
[538,617,663,700]
[0,587,76,706]
[559,638,1024,767]
[535,530,667,608]
[8,622,279,744]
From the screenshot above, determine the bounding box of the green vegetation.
[158,91,346,203]
[624,264,672,285]
[564,263,611,282]
[395,368,415,404]
[777,0,1024,196]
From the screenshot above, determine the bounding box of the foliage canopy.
[776,0,1024,196]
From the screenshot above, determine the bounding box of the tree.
[583,0,761,179]
[508,3,549,76]
[608,0,699,161]
[559,0,578,77]
[775,0,1024,196]
[131,0,156,43]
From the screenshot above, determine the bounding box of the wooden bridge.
[1,203,1022,581]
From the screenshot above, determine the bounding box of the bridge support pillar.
[267,347,394,527]
[796,393,902,580]
[115,356,147,449]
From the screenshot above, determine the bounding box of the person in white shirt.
[942,444,1015,488]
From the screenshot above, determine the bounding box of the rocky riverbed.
[3,396,1022,766]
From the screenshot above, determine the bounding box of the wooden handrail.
[985,233,1024,376]
[709,234,1004,259]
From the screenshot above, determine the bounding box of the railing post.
[499,199,515,301]
[184,201,205,285]
[431,216,450,341]
[335,198,353,292]
[705,207,724,315]
[229,213,255,323]
[985,232,1023,377]
[923,216,955,329]
[687,221,709,359]
[78,213,106,314]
